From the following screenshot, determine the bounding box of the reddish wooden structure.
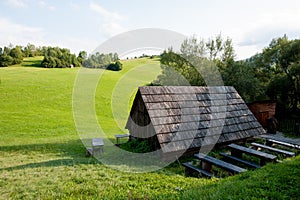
[247,101,276,128]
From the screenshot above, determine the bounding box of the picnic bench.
[228,143,277,165]
[194,153,247,175]
[86,138,104,157]
[115,134,130,145]
[263,138,300,151]
[182,162,214,178]
[220,152,261,169]
[251,142,295,157]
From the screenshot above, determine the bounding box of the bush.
[119,139,153,153]
[107,61,122,71]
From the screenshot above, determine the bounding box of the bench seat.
[182,162,214,178]
[251,142,295,157]
[220,152,261,169]
[194,153,247,174]
[228,143,277,165]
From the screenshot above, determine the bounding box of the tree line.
[153,34,300,118]
[82,52,122,71]
[0,43,122,70]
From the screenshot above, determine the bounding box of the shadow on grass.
[0,139,100,171]
[21,58,42,67]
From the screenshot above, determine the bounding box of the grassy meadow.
[0,57,300,199]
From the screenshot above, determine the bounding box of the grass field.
[0,57,300,199]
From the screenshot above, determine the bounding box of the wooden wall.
[248,101,276,128]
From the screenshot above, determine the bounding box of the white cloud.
[224,4,300,60]
[89,2,127,37]
[89,2,124,21]
[6,0,27,8]
[0,18,44,47]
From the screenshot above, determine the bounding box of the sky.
[0,0,299,60]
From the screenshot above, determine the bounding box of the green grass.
[1,57,300,199]
[182,156,300,200]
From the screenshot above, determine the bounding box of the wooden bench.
[266,139,300,150]
[86,138,104,157]
[251,142,295,157]
[182,162,214,178]
[220,152,261,169]
[115,134,130,145]
[194,153,247,175]
[259,135,300,150]
[228,143,277,166]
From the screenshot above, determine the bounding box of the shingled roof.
[126,86,265,155]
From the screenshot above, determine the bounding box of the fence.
[278,119,300,135]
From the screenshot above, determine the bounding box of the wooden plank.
[220,152,261,169]
[267,139,300,150]
[194,153,247,174]
[259,135,300,150]
[251,142,295,157]
[228,144,277,165]
[182,162,214,178]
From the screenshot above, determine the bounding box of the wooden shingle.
[125,86,265,154]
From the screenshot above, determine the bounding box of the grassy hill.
[0,57,299,199]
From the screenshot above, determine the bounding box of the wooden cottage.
[247,100,276,128]
[125,86,265,158]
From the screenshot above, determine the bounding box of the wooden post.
[202,161,212,172]
[231,149,242,158]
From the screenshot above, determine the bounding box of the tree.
[41,46,81,68]
[82,52,120,69]
[107,60,122,71]
[0,52,13,67]
[10,46,23,64]
[77,51,87,64]
[154,35,234,86]
[223,61,261,102]
[260,36,300,112]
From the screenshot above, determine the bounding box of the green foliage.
[41,47,80,68]
[249,35,300,115]
[0,45,23,67]
[22,43,36,57]
[120,139,153,153]
[77,51,87,64]
[83,52,119,69]
[107,60,123,71]
[154,34,235,87]
[223,61,262,102]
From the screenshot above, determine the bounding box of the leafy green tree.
[77,51,87,64]
[41,46,81,68]
[107,60,122,71]
[223,61,261,102]
[10,46,23,64]
[256,36,300,112]
[82,52,120,69]
[0,52,13,67]
[155,35,235,86]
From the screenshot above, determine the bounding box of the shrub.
[107,61,122,71]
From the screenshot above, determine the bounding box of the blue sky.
[0,0,299,59]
